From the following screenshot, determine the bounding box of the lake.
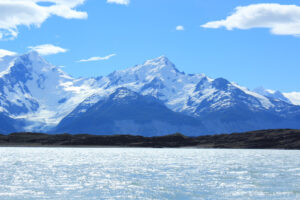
[0,148,299,200]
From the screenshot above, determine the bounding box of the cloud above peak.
[28,44,67,56]
[201,3,300,36]
[107,0,130,5]
[0,0,87,40]
[78,54,116,62]
[0,49,17,58]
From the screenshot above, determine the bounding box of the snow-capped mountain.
[56,55,300,134]
[73,56,286,116]
[1,52,300,135]
[77,56,278,115]
[0,52,100,131]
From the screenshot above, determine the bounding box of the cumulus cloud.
[28,44,67,55]
[0,49,17,58]
[0,0,87,39]
[107,0,130,5]
[201,4,300,36]
[78,54,116,62]
[176,25,184,31]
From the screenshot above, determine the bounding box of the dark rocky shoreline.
[0,129,300,149]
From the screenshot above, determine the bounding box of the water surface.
[0,148,299,200]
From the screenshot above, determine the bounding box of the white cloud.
[0,0,87,39]
[201,4,300,36]
[176,25,184,31]
[107,0,130,5]
[0,49,17,58]
[78,54,116,62]
[28,44,67,56]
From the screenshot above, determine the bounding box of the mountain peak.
[124,55,182,76]
[111,87,138,100]
[19,51,43,62]
[107,56,183,86]
[144,55,175,69]
[27,50,39,57]
[13,51,56,74]
[150,55,170,63]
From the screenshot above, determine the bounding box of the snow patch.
[283,92,300,105]
[232,83,274,109]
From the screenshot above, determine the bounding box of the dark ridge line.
[0,129,300,149]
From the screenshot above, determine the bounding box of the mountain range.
[0,51,300,136]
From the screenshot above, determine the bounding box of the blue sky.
[1,0,300,92]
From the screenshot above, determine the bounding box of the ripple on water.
[0,148,299,200]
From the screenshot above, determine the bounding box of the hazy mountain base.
[1,129,299,149]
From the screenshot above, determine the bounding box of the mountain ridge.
[0,52,300,135]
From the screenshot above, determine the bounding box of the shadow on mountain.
[55,88,207,136]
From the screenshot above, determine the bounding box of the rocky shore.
[0,129,299,149]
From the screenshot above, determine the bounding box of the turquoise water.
[0,148,299,200]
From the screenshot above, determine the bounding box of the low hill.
[0,129,299,149]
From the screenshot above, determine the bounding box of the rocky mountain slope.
[55,88,206,136]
